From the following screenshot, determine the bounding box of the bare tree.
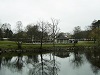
[37,21,49,48]
[49,18,60,47]
[16,21,23,33]
[48,19,60,75]
[16,21,23,49]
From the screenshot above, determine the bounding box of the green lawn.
[0,41,17,49]
[76,41,95,46]
[0,41,95,50]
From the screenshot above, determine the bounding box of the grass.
[0,40,95,50]
[0,41,17,49]
[76,41,95,46]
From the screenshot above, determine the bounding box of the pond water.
[0,49,100,75]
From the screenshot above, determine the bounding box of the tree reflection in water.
[0,51,60,75]
[85,48,100,75]
[28,49,60,75]
[0,47,100,75]
[71,48,84,69]
[2,53,23,72]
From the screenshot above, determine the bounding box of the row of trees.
[0,19,60,49]
[15,19,59,48]
[72,26,90,40]
[0,19,100,46]
[72,20,100,45]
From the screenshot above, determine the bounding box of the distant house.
[56,36,68,44]
[3,38,9,40]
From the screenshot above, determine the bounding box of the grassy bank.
[0,41,95,50]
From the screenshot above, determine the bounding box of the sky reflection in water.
[0,50,100,75]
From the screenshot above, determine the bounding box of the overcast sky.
[0,0,100,32]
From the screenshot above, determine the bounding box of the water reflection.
[0,47,100,75]
[28,49,60,75]
[71,48,84,69]
[0,51,60,75]
[2,53,23,72]
[85,48,100,75]
[54,51,69,58]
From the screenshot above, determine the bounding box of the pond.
[0,49,100,75]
